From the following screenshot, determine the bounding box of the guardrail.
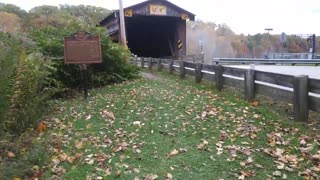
[132,57,320,122]
[213,58,320,65]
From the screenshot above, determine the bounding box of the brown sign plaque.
[64,31,102,64]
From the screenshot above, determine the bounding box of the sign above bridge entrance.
[150,5,167,15]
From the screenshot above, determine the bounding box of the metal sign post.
[80,64,88,99]
[64,31,102,99]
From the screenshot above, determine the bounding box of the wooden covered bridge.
[99,0,195,58]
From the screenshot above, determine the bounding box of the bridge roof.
[100,0,195,26]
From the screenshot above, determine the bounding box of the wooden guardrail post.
[135,57,138,65]
[141,57,145,68]
[180,61,186,79]
[293,75,309,121]
[148,57,152,70]
[157,58,163,71]
[168,60,174,74]
[245,69,256,101]
[195,63,202,83]
[215,65,223,91]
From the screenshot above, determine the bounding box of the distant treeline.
[187,20,320,60]
[0,3,111,33]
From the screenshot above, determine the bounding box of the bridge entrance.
[100,0,195,58]
[126,15,183,58]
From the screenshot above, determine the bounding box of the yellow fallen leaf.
[75,140,83,149]
[7,151,16,158]
[250,100,259,107]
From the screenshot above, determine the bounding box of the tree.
[0,12,21,33]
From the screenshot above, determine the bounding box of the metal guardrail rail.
[213,58,320,65]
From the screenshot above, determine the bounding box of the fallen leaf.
[101,110,115,120]
[250,100,259,107]
[282,174,287,179]
[144,174,158,180]
[85,114,92,120]
[133,121,141,126]
[37,121,47,133]
[7,151,16,158]
[273,171,281,177]
[201,111,207,118]
[167,149,179,158]
[115,170,121,177]
[166,173,173,180]
[75,140,84,149]
[240,171,254,177]
[246,157,253,164]
[240,161,246,166]
[238,175,245,180]
[197,140,209,150]
[254,164,264,169]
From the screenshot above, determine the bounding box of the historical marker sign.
[64,31,102,64]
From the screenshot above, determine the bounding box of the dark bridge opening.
[126,16,181,58]
[99,0,194,58]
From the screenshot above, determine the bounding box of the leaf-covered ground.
[8,73,320,179]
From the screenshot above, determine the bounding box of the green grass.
[3,72,320,179]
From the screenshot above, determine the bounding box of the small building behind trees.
[99,0,195,58]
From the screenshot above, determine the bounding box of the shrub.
[0,32,26,123]
[3,52,59,133]
[29,26,140,89]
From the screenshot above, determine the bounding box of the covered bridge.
[99,0,195,58]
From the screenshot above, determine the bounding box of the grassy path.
[14,73,320,179]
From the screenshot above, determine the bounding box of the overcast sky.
[1,0,320,35]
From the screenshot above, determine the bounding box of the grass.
[2,72,320,179]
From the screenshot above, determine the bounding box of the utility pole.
[312,34,316,59]
[119,0,127,48]
[265,28,273,59]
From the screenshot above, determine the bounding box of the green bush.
[3,52,59,133]
[29,25,139,89]
[1,23,139,134]
[0,32,25,123]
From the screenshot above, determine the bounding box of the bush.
[3,52,59,133]
[1,23,139,134]
[0,32,28,124]
[29,25,139,89]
